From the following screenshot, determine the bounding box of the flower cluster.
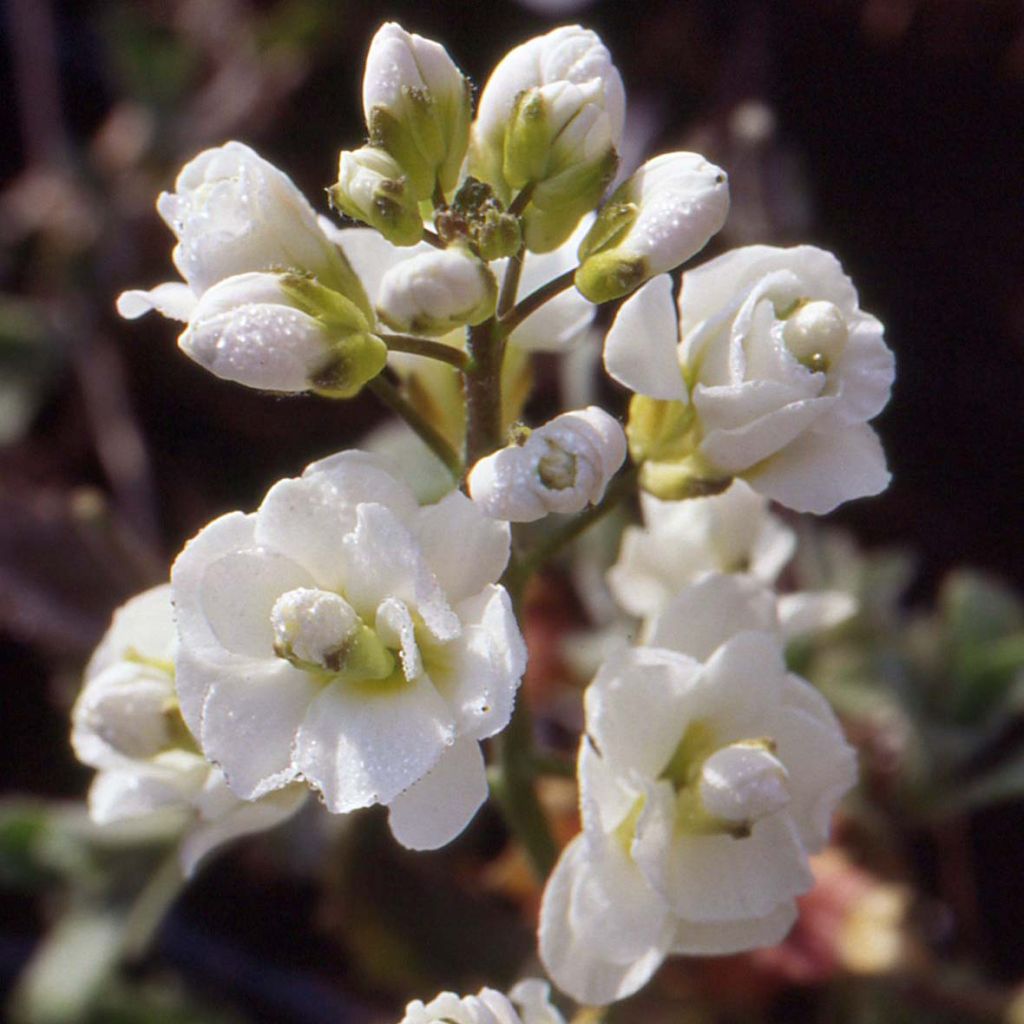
[75,14,893,1015]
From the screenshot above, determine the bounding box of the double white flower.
[71,586,305,875]
[468,407,626,522]
[171,451,526,850]
[608,479,855,637]
[118,142,383,396]
[539,573,857,1004]
[606,246,896,513]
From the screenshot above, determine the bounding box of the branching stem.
[381,333,469,370]
[499,268,576,334]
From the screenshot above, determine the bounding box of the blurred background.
[2,1,1024,1022]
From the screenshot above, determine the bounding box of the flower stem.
[368,375,462,480]
[497,245,525,319]
[381,333,469,370]
[507,182,536,218]
[498,268,576,335]
[422,227,446,250]
[463,319,506,472]
[121,851,185,962]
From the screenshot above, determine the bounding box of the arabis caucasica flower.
[470,26,625,252]
[377,247,498,337]
[118,142,369,323]
[606,247,895,512]
[539,573,857,1004]
[607,479,855,636]
[398,981,564,1024]
[179,272,386,396]
[362,22,471,201]
[575,152,730,303]
[330,146,425,247]
[468,407,626,522]
[71,586,305,876]
[171,451,525,850]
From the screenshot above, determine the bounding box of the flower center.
[270,587,395,682]
[537,440,578,490]
[782,299,848,374]
[661,724,790,839]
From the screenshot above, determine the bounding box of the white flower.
[470,26,626,252]
[118,142,368,323]
[575,152,730,302]
[170,451,526,850]
[468,407,626,522]
[539,573,857,1004]
[399,982,564,1024]
[330,146,424,247]
[178,271,386,396]
[607,479,855,635]
[605,247,895,513]
[71,586,305,876]
[377,248,497,337]
[363,22,470,200]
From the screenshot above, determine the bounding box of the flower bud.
[468,407,626,522]
[470,26,625,252]
[330,147,424,247]
[377,247,497,337]
[362,22,471,201]
[179,271,387,397]
[576,152,730,303]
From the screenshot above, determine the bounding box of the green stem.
[368,375,462,480]
[507,464,638,596]
[382,333,469,370]
[121,852,185,962]
[463,319,506,472]
[499,268,576,335]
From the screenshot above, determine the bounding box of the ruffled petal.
[671,900,798,955]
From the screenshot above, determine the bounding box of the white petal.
[182,649,316,800]
[671,900,798,955]
[647,573,778,661]
[443,585,526,740]
[116,282,197,321]
[832,317,895,424]
[777,590,857,638]
[603,275,687,400]
[88,764,200,825]
[578,736,637,835]
[86,584,175,680]
[292,675,455,813]
[303,449,420,521]
[339,503,460,641]
[180,777,307,877]
[639,811,813,922]
[745,422,890,514]
[386,736,487,850]
[539,836,671,1005]
[375,596,423,680]
[414,491,511,602]
[196,548,315,658]
[325,224,433,306]
[585,646,702,778]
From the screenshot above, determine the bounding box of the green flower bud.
[330,147,423,247]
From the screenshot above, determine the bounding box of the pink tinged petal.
[603,275,687,400]
[539,836,672,1005]
[386,736,488,850]
[831,317,895,424]
[646,813,813,922]
[414,491,511,601]
[671,900,798,955]
[115,282,197,321]
[443,585,526,740]
[292,675,455,813]
[777,590,857,638]
[180,775,307,877]
[745,421,890,514]
[578,736,638,835]
[647,573,778,662]
[340,503,460,641]
[197,549,316,658]
[181,649,316,800]
[585,646,702,778]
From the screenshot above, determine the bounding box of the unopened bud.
[330,147,424,247]
[576,152,730,303]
